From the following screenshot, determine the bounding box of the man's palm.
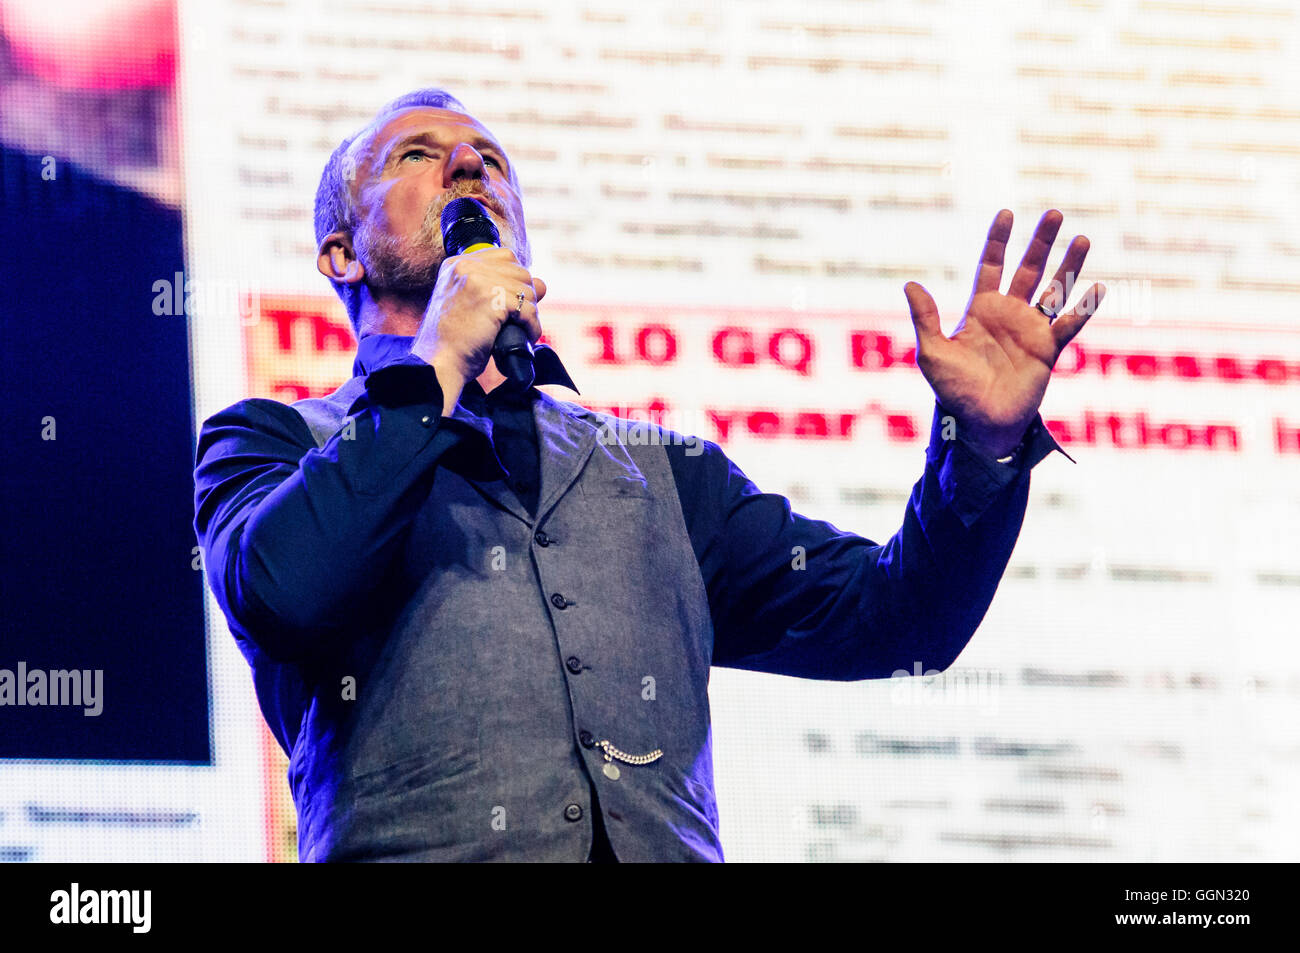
[904,208,1105,457]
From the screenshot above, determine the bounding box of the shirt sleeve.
[193,357,479,663]
[666,401,1065,680]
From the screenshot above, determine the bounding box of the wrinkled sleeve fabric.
[193,355,469,664]
[668,401,1067,680]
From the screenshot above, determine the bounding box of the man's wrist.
[956,418,1035,463]
[416,351,467,417]
[964,415,1065,469]
[992,431,1031,466]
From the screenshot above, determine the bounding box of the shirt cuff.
[924,402,1072,529]
[359,353,444,408]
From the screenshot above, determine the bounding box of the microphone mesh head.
[440,197,500,256]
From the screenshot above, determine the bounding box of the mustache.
[432,185,505,223]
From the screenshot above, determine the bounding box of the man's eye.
[402,150,429,162]
[484,156,502,169]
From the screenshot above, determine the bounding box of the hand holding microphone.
[440,197,538,390]
[411,196,546,414]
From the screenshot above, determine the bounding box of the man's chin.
[366,277,437,302]
[365,250,443,297]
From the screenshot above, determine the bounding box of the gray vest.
[283,378,723,861]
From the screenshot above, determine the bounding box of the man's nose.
[443,143,487,186]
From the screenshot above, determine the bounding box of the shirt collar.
[352,332,580,395]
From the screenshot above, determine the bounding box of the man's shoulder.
[286,377,368,449]
[199,377,366,447]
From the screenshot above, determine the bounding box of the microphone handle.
[493,322,536,389]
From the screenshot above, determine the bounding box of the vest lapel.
[440,399,526,521]
[533,390,598,523]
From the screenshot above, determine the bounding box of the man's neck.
[471,362,508,396]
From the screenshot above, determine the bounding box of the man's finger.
[904,281,943,363]
[1050,282,1105,356]
[1007,209,1063,301]
[533,276,547,303]
[1037,235,1090,315]
[973,209,1013,296]
[518,297,543,344]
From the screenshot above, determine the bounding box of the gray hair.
[314,88,470,328]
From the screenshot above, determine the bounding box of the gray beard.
[355,192,531,295]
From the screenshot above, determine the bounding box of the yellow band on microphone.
[461,242,496,254]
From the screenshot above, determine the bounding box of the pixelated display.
[3,0,1298,862]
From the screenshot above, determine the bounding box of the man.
[193,88,1104,862]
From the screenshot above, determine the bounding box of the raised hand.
[903,209,1105,458]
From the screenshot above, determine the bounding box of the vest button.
[564,803,583,822]
[579,730,595,748]
[566,656,583,674]
[534,530,551,547]
[551,592,568,609]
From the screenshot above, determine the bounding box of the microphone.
[439,196,535,389]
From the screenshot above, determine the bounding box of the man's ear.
[317,231,364,285]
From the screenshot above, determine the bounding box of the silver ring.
[1035,301,1056,320]
[516,290,526,311]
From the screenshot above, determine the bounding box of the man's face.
[346,106,529,294]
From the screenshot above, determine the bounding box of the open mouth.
[446,192,501,219]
